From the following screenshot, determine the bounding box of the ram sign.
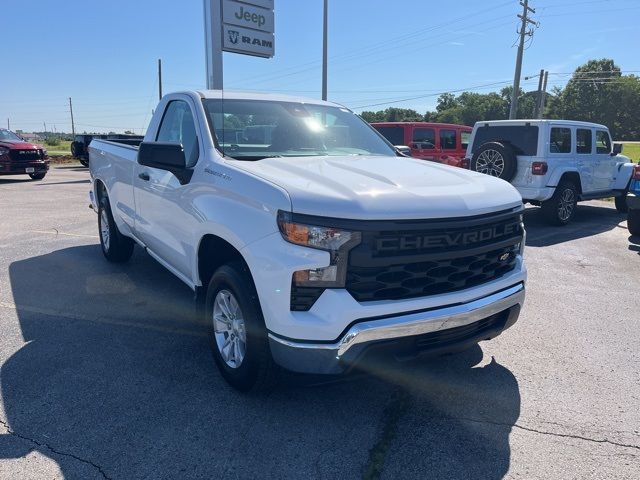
[222,0,274,58]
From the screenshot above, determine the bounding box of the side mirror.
[138,142,192,184]
[611,143,623,156]
[395,145,411,156]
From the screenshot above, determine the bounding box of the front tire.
[206,262,277,392]
[628,207,640,236]
[615,194,628,213]
[541,180,578,226]
[29,172,46,180]
[98,195,134,263]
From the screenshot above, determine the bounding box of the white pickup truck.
[466,119,635,225]
[89,90,526,392]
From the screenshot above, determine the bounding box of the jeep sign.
[221,0,274,58]
[223,24,275,58]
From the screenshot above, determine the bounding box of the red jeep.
[0,129,50,180]
[371,122,472,168]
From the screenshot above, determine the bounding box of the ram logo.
[228,30,239,45]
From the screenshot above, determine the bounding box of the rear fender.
[546,167,582,191]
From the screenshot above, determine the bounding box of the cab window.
[461,131,471,150]
[440,129,456,150]
[576,129,592,154]
[412,128,435,149]
[156,100,199,167]
[550,127,571,154]
[595,130,611,154]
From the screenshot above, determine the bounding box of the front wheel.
[98,196,134,263]
[615,194,628,213]
[541,181,578,226]
[29,172,46,180]
[206,262,277,392]
[628,207,640,236]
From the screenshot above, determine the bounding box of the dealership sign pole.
[204,0,275,90]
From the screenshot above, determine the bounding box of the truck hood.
[231,155,523,220]
[0,140,41,150]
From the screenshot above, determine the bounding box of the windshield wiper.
[227,154,283,161]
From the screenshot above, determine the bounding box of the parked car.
[72,134,143,167]
[626,163,640,236]
[0,128,50,180]
[88,90,526,392]
[465,120,635,225]
[371,122,472,167]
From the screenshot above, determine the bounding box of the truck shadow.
[2,245,520,479]
[524,203,626,247]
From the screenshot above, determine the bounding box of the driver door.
[133,99,200,280]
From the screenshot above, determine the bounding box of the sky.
[1,0,639,134]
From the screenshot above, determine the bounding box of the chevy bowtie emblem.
[499,252,511,261]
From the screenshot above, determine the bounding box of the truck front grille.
[9,149,42,161]
[345,209,523,302]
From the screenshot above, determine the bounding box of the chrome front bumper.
[268,283,525,374]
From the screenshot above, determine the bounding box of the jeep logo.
[376,222,521,252]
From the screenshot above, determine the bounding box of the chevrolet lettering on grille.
[376,221,521,252]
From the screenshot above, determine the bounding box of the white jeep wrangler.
[465,119,635,225]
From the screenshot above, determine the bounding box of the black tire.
[471,141,517,181]
[70,142,79,158]
[98,195,134,263]
[628,208,640,236]
[29,172,46,180]
[541,180,578,226]
[79,157,89,167]
[205,262,277,393]
[615,194,628,213]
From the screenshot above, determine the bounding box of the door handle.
[138,172,150,181]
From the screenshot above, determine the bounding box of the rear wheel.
[541,181,578,226]
[628,207,640,236]
[79,157,89,167]
[615,193,628,213]
[206,262,277,393]
[98,195,134,262]
[29,172,46,180]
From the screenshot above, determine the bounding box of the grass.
[622,142,640,163]
[44,140,72,157]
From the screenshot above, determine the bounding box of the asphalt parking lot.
[0,166,639,479]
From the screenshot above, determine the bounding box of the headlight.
[0,147,9,156]
[277,210,361,287]
[42,149,48,158]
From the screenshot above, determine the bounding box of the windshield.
[202,99,396,160]
[0,129,23,142]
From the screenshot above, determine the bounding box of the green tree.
[546,59,640,139]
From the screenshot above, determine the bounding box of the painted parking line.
[0,301,206,338]
[29,230,99,239]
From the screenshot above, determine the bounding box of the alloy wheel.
[475,149,505,177]
[558,188,576,221]
[213,289,246,368]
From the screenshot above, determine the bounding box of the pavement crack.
[362,387,412,480]
[450,415,640,451]
[0,417,111,479]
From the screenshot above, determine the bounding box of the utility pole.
[538,70,548,118]
[68,97,76,137]
[509,0,537,119]
[43,122,47,134]
[322,0,328,101]
[6,118,9,130]
[158,59,163,100]
[533,69,544,118]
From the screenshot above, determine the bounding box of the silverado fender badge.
[499,252,511,261]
